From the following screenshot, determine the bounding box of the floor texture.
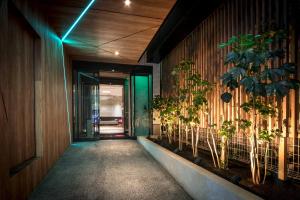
[29,140,191,200]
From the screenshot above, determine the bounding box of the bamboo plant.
[219,30,299,184]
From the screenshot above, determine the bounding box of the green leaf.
[240,77,258,93]
[265,81,294,97]
[219,120,236,138]
[240,102,252,112]
[289,79,300,89]
[221,92,232,103]
[225,51,239,64]
[218,43,227,49]
[281,63,296,74]
[268,49,284,59]
[260,68,285,81]
[228,67,246,78]
[254,34,262,39]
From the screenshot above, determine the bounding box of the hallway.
[29,140,191,200]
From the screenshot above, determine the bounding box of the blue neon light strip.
[61,0,96,42]
[61,44,72,143]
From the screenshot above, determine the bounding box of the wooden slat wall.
[161,0,297,134]
[0,0,72,199]
[7,5,36,169]
[0,1,9,199]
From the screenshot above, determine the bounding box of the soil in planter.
[148,137,300,200]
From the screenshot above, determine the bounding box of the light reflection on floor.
[100,125,124,134]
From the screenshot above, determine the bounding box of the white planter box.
[137,137,262,200]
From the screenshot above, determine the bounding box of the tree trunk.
[194,126,200,157]
[207,128,217,168]
[250,106,261,185]
[262,142,269,184]
[220,136,228,169]
[159,123,162,139]
[173,124,176,143]
[191,125,195,156]
[178,120,182,150]
[185,125,188,147]
[167,124,172,144]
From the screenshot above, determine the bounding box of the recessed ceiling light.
[112,69,115,72]
[114,51,119,56]
[124,0,131,6]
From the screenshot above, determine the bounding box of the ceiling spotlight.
[124,0,131,6]
[114,51,119,56]
[112,69,115,72]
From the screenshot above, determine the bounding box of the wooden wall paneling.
[278,0,289,180]
[222,3,226,121]
[215,6,220,127]
[0,0,72,199]
[212,12,216,127]
[0,0,9,199]
[297,1,300,139]
[229,0,234,123]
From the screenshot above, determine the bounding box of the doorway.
[99,84,124,135]
[72,62,153,141]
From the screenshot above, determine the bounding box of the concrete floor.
[29,140,191,200]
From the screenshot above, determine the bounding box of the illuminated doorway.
[99,84,124,135]
[72,61,153,141]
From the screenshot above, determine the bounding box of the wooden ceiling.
[40,0,176,64]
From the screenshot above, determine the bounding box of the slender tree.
[188,74,213,157]
[171,60,193,150]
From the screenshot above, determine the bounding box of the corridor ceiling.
[41,0,176,64]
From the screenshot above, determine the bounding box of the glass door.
[131,75,152,136]
[76,72,100,139]
[99,84,124,135]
